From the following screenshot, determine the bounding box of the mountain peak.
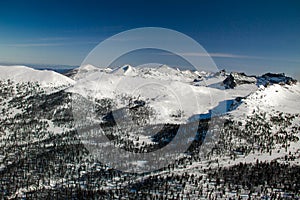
[223,72,257,89]
[78,64,99,72]
[0,65,75,87]
[111,64,137,76]
[259,72,297,86]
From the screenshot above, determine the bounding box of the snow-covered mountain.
[223,72,257,89]
[110,64,137,76]
[0,65,75,88]
[67,64,204,82]
[67,64,260,124]
[64,64,112,80]
[65,63,299,127]
[230,82,300,119]
[0,64,299,199]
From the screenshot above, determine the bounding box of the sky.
[0,0,299,78]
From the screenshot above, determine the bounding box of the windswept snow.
[111,64,137,76]
[1,64,297,125]
[229,83,300,119]
[0,63,299,199]
[64,64,112,80]
[68,64,259,124]
[0,65,75,87]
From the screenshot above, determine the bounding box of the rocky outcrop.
[223,72,257,89]
[259,73,297,86]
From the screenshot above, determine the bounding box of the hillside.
[0,65,75,88]
[0,65,299,199]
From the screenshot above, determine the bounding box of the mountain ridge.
[0,64,299,199]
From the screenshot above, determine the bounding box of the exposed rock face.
[223,72,257,89]
[259,73,297,86]
[223,71,297,89]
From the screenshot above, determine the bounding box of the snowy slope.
[229,82,300,119]
[137,65,199,82]
[1,63,299,199]
[70,64,204,83]
[110,64,137,76]
[65,64,112,80]
[68,65,258,124]
[0,65,75,87]
[3,64,295,125]
[181,82,300,180]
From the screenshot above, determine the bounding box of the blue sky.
[0,0,299,78]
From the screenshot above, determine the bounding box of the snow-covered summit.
[156,64,177,73]
[111,64,137,76]
[0,65,75,87]
[79,64,99,71]
[229,82,300,122]
[64,64,112,80]
[66,64,212,83]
